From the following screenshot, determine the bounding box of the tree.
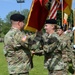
[67,9,73,27]
[21,9,29,23]
[21,9,29,19]
[2,22,11,35]
[0,18,4,37]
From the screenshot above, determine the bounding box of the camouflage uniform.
[65,31,75,73]
[60,33,73,73]
[4,28,33,75]
[42,32,68,75]
[59,31,75,75]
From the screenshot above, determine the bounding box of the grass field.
[0,43,47,75]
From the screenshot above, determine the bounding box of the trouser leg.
[48,70,68,75]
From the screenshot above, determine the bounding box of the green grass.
[0,43,9,75]
[30,56,48,75]
[0,43,47,75]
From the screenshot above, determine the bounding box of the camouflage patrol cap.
[10,13,25,21]
[45,19,57,24]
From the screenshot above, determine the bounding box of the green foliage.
[21,9,29,23]
[21,9,29,19]
[57,10,62,25]
[2,22,11,35]
[67,10,74,27]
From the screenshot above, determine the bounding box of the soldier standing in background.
[3,13,33,75]
[57,26,75,75]
[57,26,72,74]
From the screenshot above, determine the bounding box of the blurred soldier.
[3,13,33,75]
[57,26,71,74]
[57,26,75,75]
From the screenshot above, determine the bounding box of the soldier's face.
[57,29,63,36]
[44,24,54,33]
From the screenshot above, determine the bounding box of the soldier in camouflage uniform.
[57,26,75,75]
[65,28,75,75]
[33,19,68,75]
[41,19,67,75]
[57,26,71,74]
[3,14,33,75]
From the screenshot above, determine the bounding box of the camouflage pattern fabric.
[65,31,75,71]
[58,32,75,74]
[43,33,62,70]
[4,28,33,74]
[42,32,69,75]
[59,34,71,62]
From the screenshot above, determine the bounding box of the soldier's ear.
[18,21,21,26]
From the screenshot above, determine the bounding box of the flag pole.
[73,9,75,44]
[62,0,63,26]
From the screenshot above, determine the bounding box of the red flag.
[48,0,60,19]
[24,0,50,32]
[63,0,72,15]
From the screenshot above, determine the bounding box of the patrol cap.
[57,25,63,30]
[10,13,25,21]
[45,19,57,24]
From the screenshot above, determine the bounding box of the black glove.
[34,31,43,41]
[40,37,44,46]
[34,52,43,56]
[48,37,59,44]
[28,38,36,45]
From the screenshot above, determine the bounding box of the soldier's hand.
[31,51,35,56]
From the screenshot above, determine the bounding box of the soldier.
[41,19,66,75]
[33,19,67,75]
[57,26,75,75]
[3,13,33,75]
[57,26,71,74]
